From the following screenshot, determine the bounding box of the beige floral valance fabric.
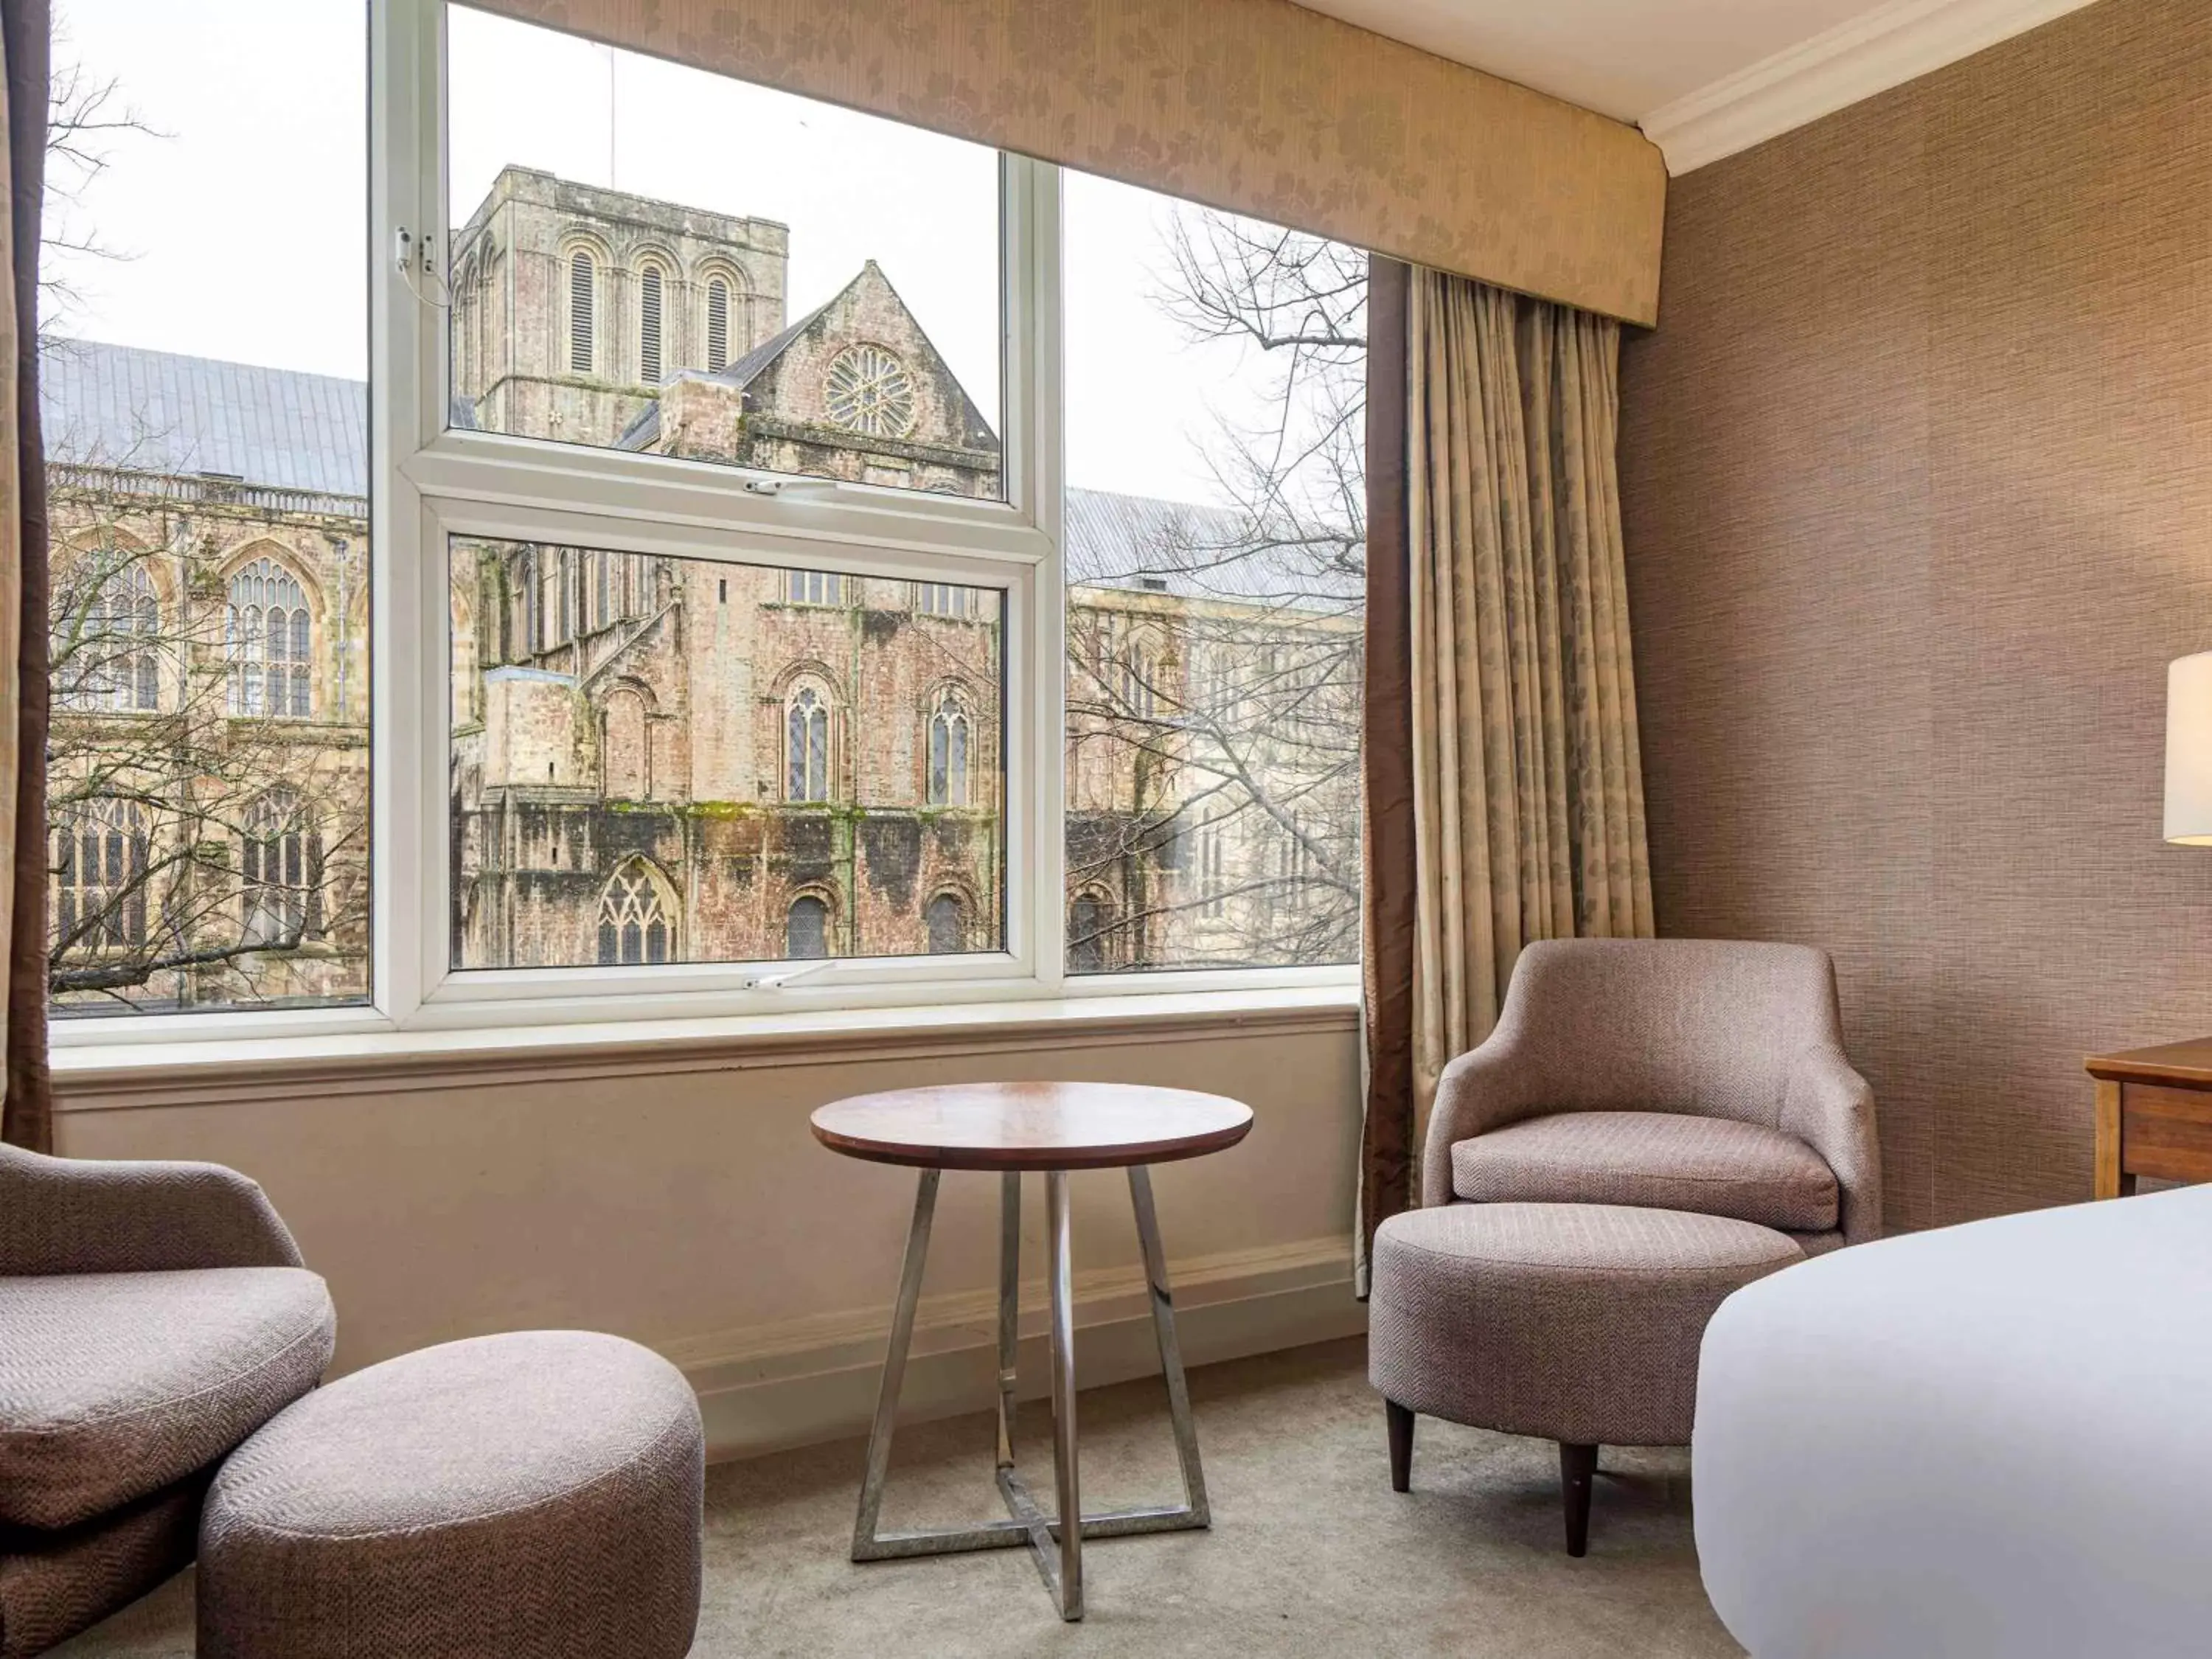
[474,0,1667,327]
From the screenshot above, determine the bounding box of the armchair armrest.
[0,1143,305,1276]
[1419,1032,1549,1208]
[1781,1044,1882,1245]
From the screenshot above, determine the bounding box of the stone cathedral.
[41,165,1353,1012]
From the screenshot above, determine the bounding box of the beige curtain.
[1407,271,1653,1144]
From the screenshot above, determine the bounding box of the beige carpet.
[54,1338,1742,1658]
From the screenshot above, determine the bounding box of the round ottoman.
[198,1331,703,1658]
[1368,1202,1801,1554]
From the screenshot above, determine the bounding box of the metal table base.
[849,1166,1211,1621]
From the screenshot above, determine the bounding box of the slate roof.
[41,338,368,496]
[39,339,1355,608]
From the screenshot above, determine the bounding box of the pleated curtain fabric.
[0,0,52,1153]
[1357,268,1652,1275]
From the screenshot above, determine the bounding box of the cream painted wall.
[56,1014,1364,1457]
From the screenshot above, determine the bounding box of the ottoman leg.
[1559,1442,1597,1557]
[1385,1400,1413,1492]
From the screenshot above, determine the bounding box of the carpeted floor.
[55,1338,1742,1658]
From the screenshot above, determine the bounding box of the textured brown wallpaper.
[1619,0,2212,1231]
[476,0,1667,324]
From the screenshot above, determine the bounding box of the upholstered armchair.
[0,1144,335,1658]
[1422,939,1880,1253]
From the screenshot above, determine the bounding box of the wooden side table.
[810,1080,1253,1621]
[2084,1039,2212,1198]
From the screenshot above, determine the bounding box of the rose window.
[824,344,917,438]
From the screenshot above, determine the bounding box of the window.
[241,792,318,950]
[597,860,672,964]
[448,10,1003,499]
[568,248,596,373]
[52,0,1371,1040]
[56,560,160,712]
[1064,171,1366,972]
[824,344,915,437]
[449,536,1006,970]
[1068,894,1107,975]
[705,275,731,372]
[786,684,831,803]
[638,262,665,384]
[226,558,313,719]
[55,801,149,954]
[785,570,842,608]
[914,582,969,618]
[925,893,967,955]
[785,895,830,959]
[927,689,970,808]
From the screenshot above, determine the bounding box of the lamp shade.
[2166,653,2212,844]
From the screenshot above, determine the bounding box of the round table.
[811,1082,1253,1622]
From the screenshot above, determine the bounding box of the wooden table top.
[2085,1038,2212,1085]
[810,1081,1255,1171]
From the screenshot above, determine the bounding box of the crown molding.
[1640,0,2101,175]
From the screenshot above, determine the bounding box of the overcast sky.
[44,0,1295,507]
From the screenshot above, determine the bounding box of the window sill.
[50,982,1363,1108]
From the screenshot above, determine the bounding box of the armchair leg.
[1386,1399,1414,1492]
[1560,1441,1597,1557]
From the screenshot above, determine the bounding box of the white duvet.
[1694,1183,2212,1659]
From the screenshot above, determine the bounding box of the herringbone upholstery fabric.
[1421,938,1880,1248]
[1368,1202,1801,1447]
[1453,1110,1838,1231]
[0,1267,333,1530]
[0,1473,206,1659]
[198,1331,704,1658]
[0,1144,305,1276]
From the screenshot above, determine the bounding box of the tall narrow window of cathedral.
[240,791,312,947]
[1120,645,1156,720]
[786,686,830,802]
[705,276,731,372]
[639,264,664,384]
[592,552,610,630]
[226,558,311,718]
[596,860,672,964]
[1068,894,1108,974]
[785,895,830,959]
[1198,824,1226,919]
[927,690,970,808]
[55,801,149,953]
[925,893,967,955]
[568,249,595,373]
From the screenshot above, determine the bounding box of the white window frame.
[52,0,1354,1058]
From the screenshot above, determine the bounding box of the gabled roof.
[41,338,367,497]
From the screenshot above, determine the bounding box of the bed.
[1694,1182,2212,1658]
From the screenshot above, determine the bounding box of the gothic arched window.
[61,563,159,712]
[241,790,318,947]
[786,685,830,802]
[55,800,148,952]
[925,892,967,956]
[785,894,830,959]
[226,557,311,718]
[596,860,672,964]
[1068,893,1108,974]
[1120,644,1157,720]
[927,689,970,808]
[638,262,666,384]
[706,276,731,372]
[568,248,597,373]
